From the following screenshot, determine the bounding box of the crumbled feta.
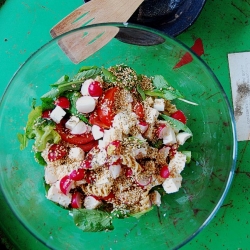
[65,116,80,130]
[113,111,137,134]
[153,99,165,111]
[45,165,58,184]
[68,147,85,161]
[163,126,177,145]
[109,164,122,179]
[47,183,72,207]
[168,152,186,173]
[162,174,182,194]
[50,106,66,124]
[102,128,123,147]
[145,107,159,123]
[176,132,192,145]
[92,125,104,140]
[84,196,102,210]
[91,148,107,168]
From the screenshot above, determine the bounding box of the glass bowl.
[0,23,237,249]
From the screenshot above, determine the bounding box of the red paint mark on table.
[174,38,204,69]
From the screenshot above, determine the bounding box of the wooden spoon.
[50,0,144,63]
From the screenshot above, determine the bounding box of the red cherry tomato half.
[56,120,95,145]
[54,96,70,109]
[48,144,67,162]
[160,165,170,178]
[96,87,119,128]
[170,110,187,124]
[78,140,98,152]
[42,110,52,119]
[133,102,144,119]
[89,111,110,129]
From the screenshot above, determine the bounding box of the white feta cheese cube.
[145,107,159,123]
[109,164,122,179]
[163,126,177,145]
[113,111,137,134]
[68,147,85,161]
[47,183,72,207]
[162,174,182,194]
[65,116,80,130]
[168,152,187,173]
[176,132,192,145]
[153,99,165,111]
[92,125,104,140]
[50,106,66,124]
[44,165,58,184]
[84,196,102,210]
[149,190,161,206]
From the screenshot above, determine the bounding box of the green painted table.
[0,0,249,249]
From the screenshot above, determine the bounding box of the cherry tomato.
[78,140,98,152]
[56,120,95,145]
[160,165,170,178]
[41,109,52,119]
[133,102,144,119]
[89,111,110,129]
[48,144,67,162]
[54,96,70,109]
[96,87,119,127]
[171,110,187,124]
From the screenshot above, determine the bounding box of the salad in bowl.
[18,64,196,232]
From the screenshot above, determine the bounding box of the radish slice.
[59,175,74,195]
[76,96,96,113]
[136,176,152,187]
[71,191,83,208]
[84,195,102,209]
[156,124,169,139]
[69,168,85,181]
[81,79,93,96]
[92,124,104,140]
[109,164,121,179]
[138,121,148,134]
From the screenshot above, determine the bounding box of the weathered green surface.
[0,0,249,249]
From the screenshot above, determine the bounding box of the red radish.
[42,110,52,119]
[107,140,121,155]
[88,81,103,97]
[54,96,70,109]
[69,168,85,181]
[71,191,83,208]
[136,176,152,187]
[171,110,187,124]
[133,102,144,119]
[85,171,95,184]
[125,167,133,177]
[80,159,92,169]
[102,192,115,201]
[160,165,170,178]
[59,175,73,195]
[48,144,67,162]
[156,124,169,139]
[138,121,148,134]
